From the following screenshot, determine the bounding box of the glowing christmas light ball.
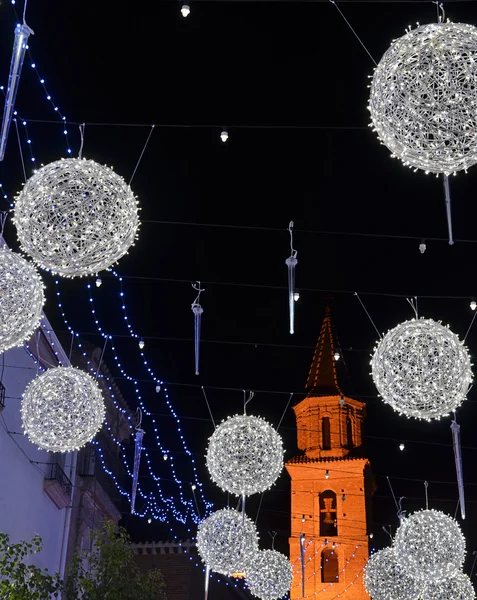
[196,508,259,576]
[421,572,475,600]
[371,318,472,420]
[0,247,44,353]
[369,22,477,174]
[13,158,139,277]
[21,366,105,452]
[245,550,292,600]
[364,547,421,600]
[394,509,465,582]
[206,414,284,496]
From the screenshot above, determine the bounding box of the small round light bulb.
[181,4,190,17]
[220,129,228,143]
[334,351,340,361]
[139,338,145,350]
[95,277,102,287]
[293,291,300,301]
[399,443,405,451]
[471,299,476,311]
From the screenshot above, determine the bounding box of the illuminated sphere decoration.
[196,508,259,576]
[245,549,292,600]
[364,547,421,600]
[370,318,472,420]
[21,366,105,452]
[394,509,466,582]
[13,158,139,277]
[421,572,475,600]
[369,22,477,174]
[206,414,284,497]
[0,246,44,354]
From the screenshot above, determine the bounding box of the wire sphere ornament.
[370,318,472,420]
[394,509,466,583]
[364,547,422,600]
[196,508,259,576]
[369,22,477,174]
[245,549,292,600]
[0,247,44,354]
[21,366,105,452]
[421,572,475,600]
[13,158,139,277]
[206,414,284,497]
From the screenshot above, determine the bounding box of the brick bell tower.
[286,307,372,600]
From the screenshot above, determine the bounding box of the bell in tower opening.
[320,490,338,536]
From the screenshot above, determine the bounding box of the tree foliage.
[64,521,167,600]
[0,533,62,600]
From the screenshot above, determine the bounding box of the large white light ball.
[13,158,139,277]
[21,366,105,452]
[421,572,475,600]
[364,547,421,600]
[206,414,284,497]
[394,509,465,582]
[196,508,259,576]
[370,318,472,420]
[369,22,477,174]
[0,246,44,354]
[245,550,292,600]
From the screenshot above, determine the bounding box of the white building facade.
[0,316,76,578]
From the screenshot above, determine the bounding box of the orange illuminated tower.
[286,307,373,600]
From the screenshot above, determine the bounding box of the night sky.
[2,0,477,581]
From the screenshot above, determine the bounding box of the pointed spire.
[306,305,343,397]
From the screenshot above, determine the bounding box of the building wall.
[0,323,73,577]
[287,458,370,600]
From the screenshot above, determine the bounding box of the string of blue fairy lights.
[22,330,173,526]
[53,279,211,528]
[0,33,215,530]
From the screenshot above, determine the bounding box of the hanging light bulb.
[163,454,168,461]
[191,484,196,490]
[470,299,476,311]
[399,443,405,451]
[220,129,228,143]
[147,518,152,524]
[138,337,145,350]
[181,3,190,17]
[334,351,340,361]
[293,290,300,301]
[419,241,426,254]
[325,469,329,479]
[155,385,161,393]
[95,277,102,287]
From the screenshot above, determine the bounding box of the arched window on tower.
[319,490,338,537]
[346,416,354,448]
[321,548,339,583]
[322,417,331,450]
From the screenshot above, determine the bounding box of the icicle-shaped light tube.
[300,533,306,597]
[192,303,203,375]
[0,23,33,161]
[451,419,465,519]
[191,282,204,375]
[204,565,210,600]
[286,221,298,334]
[131,427,145,514]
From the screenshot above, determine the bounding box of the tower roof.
[305,306,343,397]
